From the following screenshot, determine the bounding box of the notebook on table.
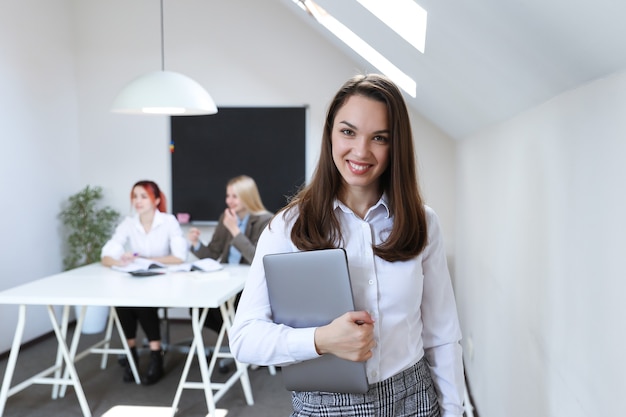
[112,258,166,277]
[263,248,369,394]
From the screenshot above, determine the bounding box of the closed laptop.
[263,248,369,394]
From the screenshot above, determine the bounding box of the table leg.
[170,300,254,416]
[0,304,26,416]
[100,307,116,369]
[170,334,197,416]
[192,307,218,416]
[110,307,141,384]
[170,307,210,416]
[219,302,254,405]
[46,305,92,417]
[58,305,85,398]
[58,305,139,400]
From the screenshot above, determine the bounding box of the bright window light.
[294,0,417,97]
[355,0,427,53]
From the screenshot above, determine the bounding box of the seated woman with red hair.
[101,180,187,385]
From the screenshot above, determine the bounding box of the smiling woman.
[229,74,465,417]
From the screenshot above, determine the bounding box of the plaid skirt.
[290,357,440,417]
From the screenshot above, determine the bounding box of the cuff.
[286,327,321,362]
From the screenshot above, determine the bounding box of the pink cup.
[176,213,190,224]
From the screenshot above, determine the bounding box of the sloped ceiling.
[282,0,626,140]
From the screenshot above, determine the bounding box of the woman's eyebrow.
[338,120,356,129]
[338,120,389,135]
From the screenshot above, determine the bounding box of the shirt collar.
[333,193,391,219]
[238,213,250,228]
[132,209,166,230]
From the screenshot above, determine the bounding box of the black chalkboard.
[170,107,306,222]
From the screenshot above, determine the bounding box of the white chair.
[101,405,176,417]
[101,405,232,417]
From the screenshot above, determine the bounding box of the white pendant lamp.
[111,0,217,116]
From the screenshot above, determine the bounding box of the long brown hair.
[280,74,427,262]
[131,180,167,213]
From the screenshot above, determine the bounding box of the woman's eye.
[373,135,389,143]
[341,129,354,136]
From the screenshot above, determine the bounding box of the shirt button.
[368,280,374,285]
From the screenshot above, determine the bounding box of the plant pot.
[74,305,110,334]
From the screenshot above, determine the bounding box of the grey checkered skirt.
[290,357,440,417]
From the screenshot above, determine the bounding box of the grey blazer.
[191,211,273,264]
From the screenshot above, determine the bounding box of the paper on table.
[112,258,166,273]
[191,258,224,272]
[167,258,224,273]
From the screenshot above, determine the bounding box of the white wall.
[0,0,80,353]
[0,0,456,354]
[412,113,457,268]
[74,0,358,216]
[456,70,626,416]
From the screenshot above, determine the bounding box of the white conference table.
[0,263,254,417]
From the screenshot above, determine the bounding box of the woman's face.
[331,94,390,195]
[226,185,247,217]
[132,186,157,216]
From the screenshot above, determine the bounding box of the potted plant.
[59,185,120,333]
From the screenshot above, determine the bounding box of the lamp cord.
[160,0,165,71]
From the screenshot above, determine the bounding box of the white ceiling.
[282,0,626,140]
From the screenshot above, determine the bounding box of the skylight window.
[355,0,427,53]
[294,0,417,98]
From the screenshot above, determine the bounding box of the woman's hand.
[119,252,136,266]
[313,311,375,362]
[223,208,241,237]
[102,253,135,267]
[187,227,201,246]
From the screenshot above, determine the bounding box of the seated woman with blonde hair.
[188,175,273,332]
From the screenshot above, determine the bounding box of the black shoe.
[141,349,164,385]
[122,347,138,383]
[118,356,127,367]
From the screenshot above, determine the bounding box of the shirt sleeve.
[231,212,272,264]
[192,213,228,261]
[167,216,188,261]
[229,212,321,366]
[100,218,130,260]
[421,207,465,416]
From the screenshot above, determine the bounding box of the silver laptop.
[263,248,369,394]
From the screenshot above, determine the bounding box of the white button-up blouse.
[101,210,187,261]
[229,197,465,416]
